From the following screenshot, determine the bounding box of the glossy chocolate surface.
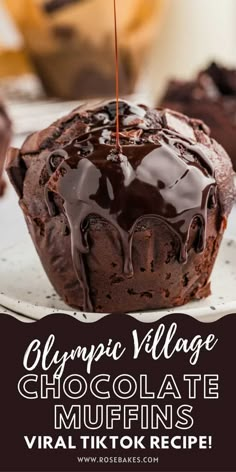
[45,101,217,311]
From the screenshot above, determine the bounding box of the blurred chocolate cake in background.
[161,62,236,170]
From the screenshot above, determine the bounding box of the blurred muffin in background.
[161,62,236,171]
[4,0,167,99]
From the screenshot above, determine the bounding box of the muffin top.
[7,100,235,270]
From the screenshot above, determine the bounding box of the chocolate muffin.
[0,100,11,196]
[6,101,235,313]
[161,62,236,170]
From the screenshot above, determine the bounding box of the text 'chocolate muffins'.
[7,101,235,313]
[161,62,236,170]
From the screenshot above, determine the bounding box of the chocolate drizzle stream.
[113,0,121,152]
[46,100,217,312]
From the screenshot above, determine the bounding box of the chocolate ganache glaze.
[6,101,235,312]
[46,103,217,311]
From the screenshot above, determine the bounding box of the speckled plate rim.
[0,237,236,323]
[0,293,233,324]
[0,304,34,322]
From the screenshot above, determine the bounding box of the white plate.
[0,304,34,322]
[0,238,236,323]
